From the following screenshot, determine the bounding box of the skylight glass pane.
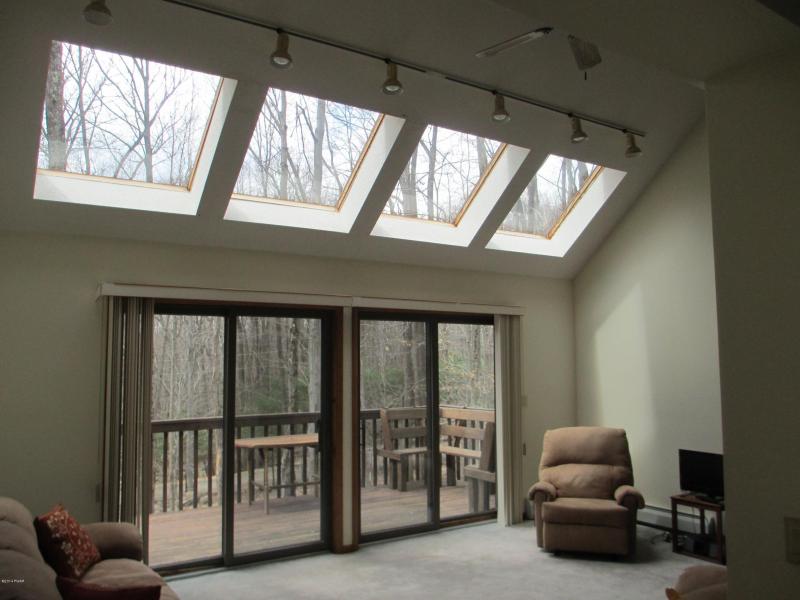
[499,155,599,237]
[384,126,503,224]
[38,42,220,188]
[234,89,381,208]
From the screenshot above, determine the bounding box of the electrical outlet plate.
[785,516,800,564]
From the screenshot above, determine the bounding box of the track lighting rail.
[160,0,646,140]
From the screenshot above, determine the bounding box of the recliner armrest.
[83,522,143,561]
[614,485,645,510]
[528,481,557,502]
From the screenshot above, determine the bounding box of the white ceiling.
[0,0,796,278]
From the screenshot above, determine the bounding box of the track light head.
[270,30,293,69]
[83,0,113,26]
[491,93,511,123]
[570,115,588,143]
[624,131,642,158]
[382,61,403,95]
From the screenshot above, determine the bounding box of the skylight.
[383,126,504,224]
[234,89,382,209]
[498,155,600,238]
[38,42,221,188]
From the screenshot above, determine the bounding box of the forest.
[151,316,493,422]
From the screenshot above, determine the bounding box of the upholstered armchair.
[529,426,644,557]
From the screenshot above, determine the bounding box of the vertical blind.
[101,297,154,555]
[495,314,524,525]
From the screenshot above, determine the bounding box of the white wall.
[0,231,574,522]
[574,123,722,510]
[706,48,800,599]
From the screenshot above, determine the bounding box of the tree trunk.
[278,91,289,199]
[476,136,489,174]
[310,99,326,203]
[425,126,438,219]
[308,320,321,415]
[44,42,67,170]
[403,323,414,407]
[284,319,300,496]
[577,160,590,187]
[141,60,154,183]
[398,150,418,216]
[526,176,538,232]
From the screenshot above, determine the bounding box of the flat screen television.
[679,449,724,500]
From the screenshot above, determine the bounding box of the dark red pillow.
[34,504,101,579]
[56,577,162,600]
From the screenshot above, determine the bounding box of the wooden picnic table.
[235,433,319,514]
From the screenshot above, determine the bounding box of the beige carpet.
[168,521,702,599]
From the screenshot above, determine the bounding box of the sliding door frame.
[354,309,496,545]
[152,301,341,573]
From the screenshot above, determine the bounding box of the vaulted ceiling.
[1,0,797,278]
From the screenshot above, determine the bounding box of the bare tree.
[43,42,66,170]
[234,89,377,206]
[387,128,499,222]
[40,42,217,186]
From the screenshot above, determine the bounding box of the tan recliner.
[529,426,644,557]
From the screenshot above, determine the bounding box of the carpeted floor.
[168,521,701,599]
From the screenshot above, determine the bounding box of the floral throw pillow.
[35,504,101,579]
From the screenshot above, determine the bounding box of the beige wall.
[574,123,722,509]
[0,231,574,522]
[706,48,800,598]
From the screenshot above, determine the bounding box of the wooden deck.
[149,484,492,566]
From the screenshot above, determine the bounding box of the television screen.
[679,449,724,499]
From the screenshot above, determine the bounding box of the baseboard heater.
[638,505,701,532]
[523,502,703,533]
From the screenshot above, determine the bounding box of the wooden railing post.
[178,431,184,511]
[162,432,169,513]
[288,424,296,497]
[207,429,213,507]
[192,430,199,509]
[236,426,242,504]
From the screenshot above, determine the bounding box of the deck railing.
[151,410,382,513]
[150,406,491,513]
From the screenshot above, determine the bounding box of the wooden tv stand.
[670,493,726,564]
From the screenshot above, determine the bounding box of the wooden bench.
[439,407,496,511]
[377,407,427,492]
[377,406,496,503]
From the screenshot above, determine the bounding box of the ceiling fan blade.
[475,26,553,58]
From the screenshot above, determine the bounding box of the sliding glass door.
[359,317,432,535]
[148,305,333,569]
[437,322,496,519]
[149,313,225,566]
[358,312,495,542]
[233,315,327,555]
